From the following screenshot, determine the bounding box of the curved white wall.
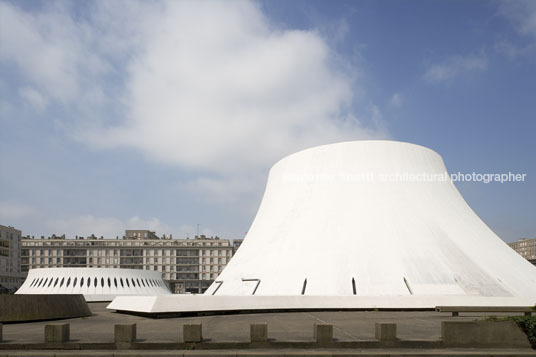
[205,141,536,299]
[17,267,171,301]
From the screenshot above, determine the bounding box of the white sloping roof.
[205,140,536,298]
[17,267,171,302]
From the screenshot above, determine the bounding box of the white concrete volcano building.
[109,141,536,314]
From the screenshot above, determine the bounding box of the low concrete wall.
[0,295,91,323]
[442,320,531,348]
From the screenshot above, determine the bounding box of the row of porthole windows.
[28,275,165,290]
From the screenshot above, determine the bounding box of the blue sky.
[0,0,534,242]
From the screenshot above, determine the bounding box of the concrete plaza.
[1,303,534,356]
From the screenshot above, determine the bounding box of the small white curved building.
[17,268,171,302]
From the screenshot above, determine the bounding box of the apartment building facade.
[0,224,24,290]
[21,231,233,293]
[508,238,536,266]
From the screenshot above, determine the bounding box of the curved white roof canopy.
[206,140,536,299]
[17,268,171,302]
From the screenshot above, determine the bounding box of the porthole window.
[120,278,124,288]
[30,278,36,287]
[108,278,111,287]
[54,277,59,287]
[137,278,141,286]
[60,277,65,287]
[125,278,130,288]
[48,278,54,287]
[80,277,84,287]
[132,278,136,287]
[101,278,104,287]
[94,277,97,287]
[66,277,71,287]
[114,278,118,288]
[141,279,145,287]
[87,277,91,287]
[73,277,77,287]
[37,278,43,287]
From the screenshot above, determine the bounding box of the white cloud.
[0,2,109,104]
[45,214,207,239]
[47,214,124,238]
[1,0,388,203]
[390,93,402,107]
[495,1,536,59]
[424,54,487,83]
[0,200,35,220]
[84,1,385,176]
[499,0,536,39]
[18,86,48,112]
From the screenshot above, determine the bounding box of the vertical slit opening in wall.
[403,277,413,295]
[301,278,307,295]
[212,280,223,295]
[352,277,357,295]
[241,278,261,295]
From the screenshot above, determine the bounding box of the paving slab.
[0,303,533,354]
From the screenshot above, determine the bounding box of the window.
[80,277,84,287]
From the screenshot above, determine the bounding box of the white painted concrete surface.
[109,141,536,313]
[17,267,171,301]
